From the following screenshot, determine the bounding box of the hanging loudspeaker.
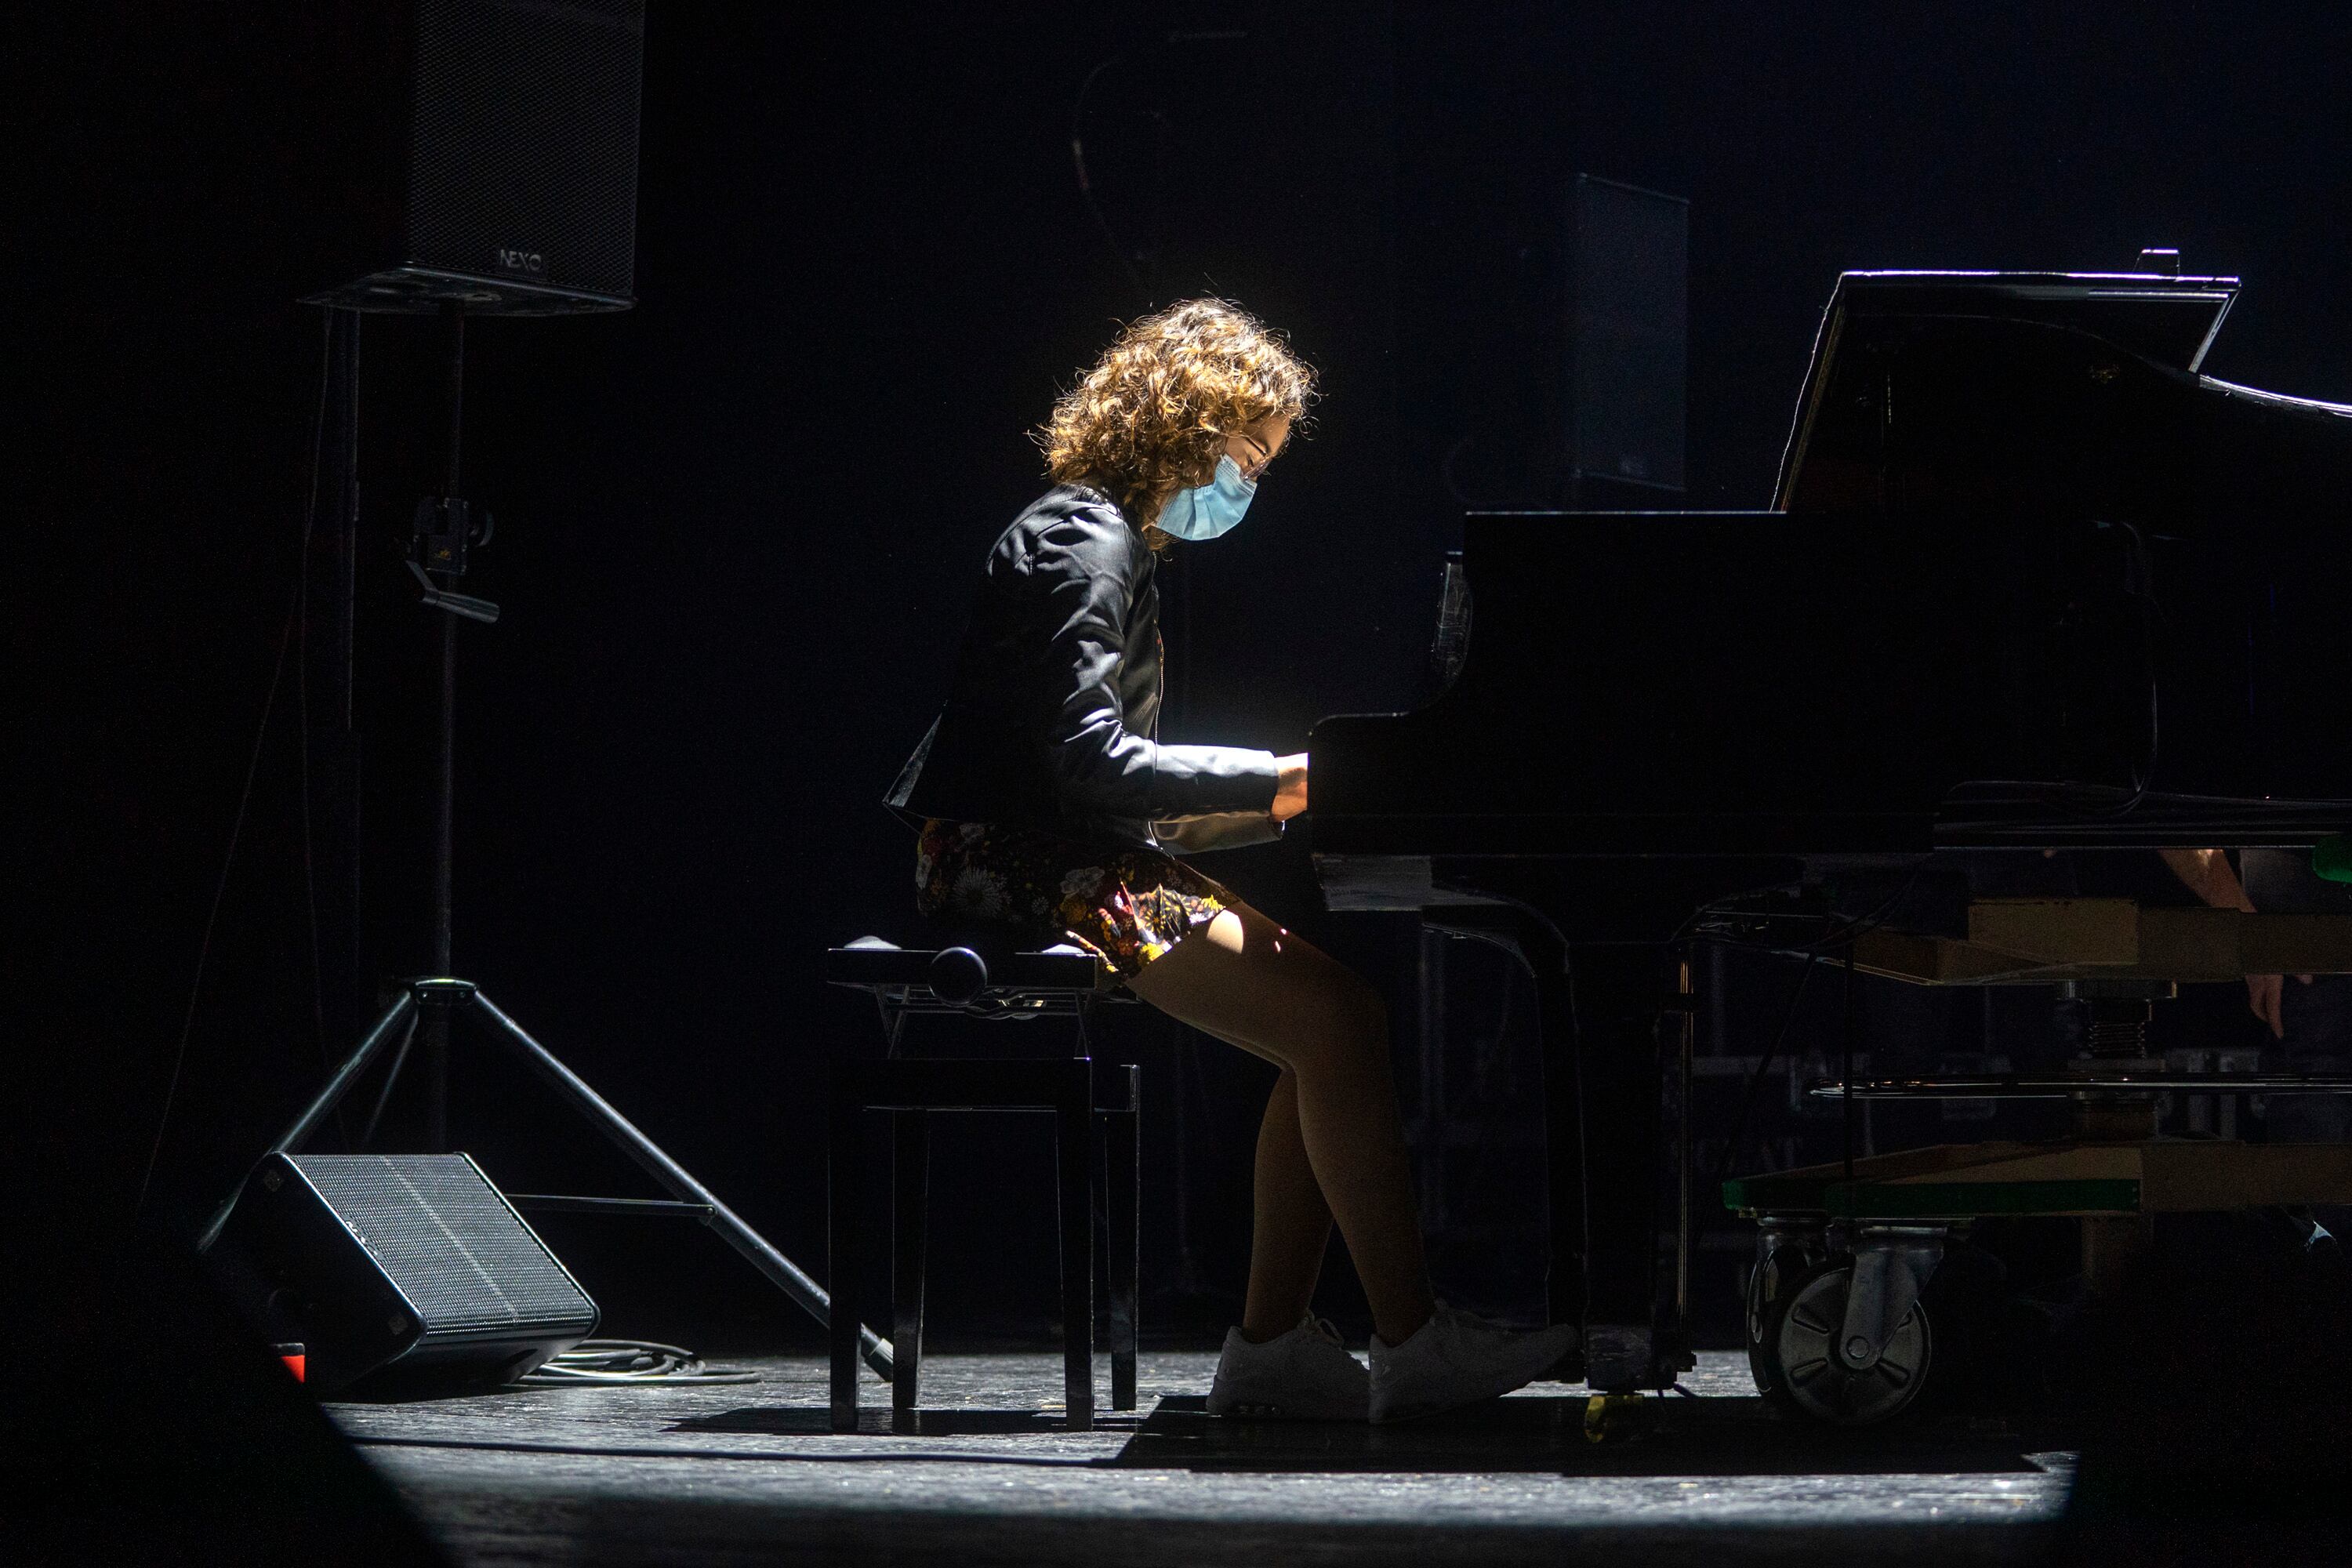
[299,0,645,314]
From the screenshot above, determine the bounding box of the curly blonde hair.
[1038,299,1316,549]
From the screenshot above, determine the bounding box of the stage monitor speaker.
[302,0,645,315]
[209,1152,597,1396]
[1563,175,1687,495]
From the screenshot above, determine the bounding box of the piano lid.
[1773,270,2240,511]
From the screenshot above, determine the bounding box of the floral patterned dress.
[914,818,1234,982]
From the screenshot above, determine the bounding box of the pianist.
[887,299,1573,1421]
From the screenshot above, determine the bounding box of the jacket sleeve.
[1149,811,1286,855]
[1033,516,1283,821]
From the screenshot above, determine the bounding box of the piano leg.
[1428,908,1687,1392]
[1426,910,1587,1378]
[1566,942,1686,1392]
[1425,861,1788,1390]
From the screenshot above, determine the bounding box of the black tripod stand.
[200,304,891,1381]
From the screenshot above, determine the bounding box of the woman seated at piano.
[887,298,1572,1422]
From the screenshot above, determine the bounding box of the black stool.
[826,936,1139,1432]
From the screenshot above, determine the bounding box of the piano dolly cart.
[1725,898,2352,1426]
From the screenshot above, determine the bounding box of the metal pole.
[360,1012,420,1149]
[466,986,895,1381]
[1675,953,1693,1327]
[308,307,365,1054]
[197,990,419,1250]
[423,303,465,1149]
[1840,946,1857,1187]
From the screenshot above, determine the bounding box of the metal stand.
[200,976,895,1381]
[423,304,470,1151]
[198,303,890,1381]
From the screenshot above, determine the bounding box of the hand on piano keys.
[1272,753,1309,822]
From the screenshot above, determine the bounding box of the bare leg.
[1127,902,1435,1345]
[1243,1070,1334,1341]
[1163,1018,1334,1341]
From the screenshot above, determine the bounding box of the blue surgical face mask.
[1154,454,1258,541]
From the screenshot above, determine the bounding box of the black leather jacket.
[888,485,1283,854]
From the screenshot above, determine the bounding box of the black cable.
[1706,953,1819,1198]
[1679,864,1924,1236]
[1066,27,1255,309]
[1675,855,1931,960]
[136,314,336,1218]
[1788,858,1931,956]
[1069,53,1149,302]
[515,1338,758,1386]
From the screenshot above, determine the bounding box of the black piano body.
[1309,271,2352,1388]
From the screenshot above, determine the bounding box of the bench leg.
[829,1093,862,1434]
[891,1109,928,1432]
[1102,1069,1140,1410]
[1057,1065,1095,1431]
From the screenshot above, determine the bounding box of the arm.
[1035,518,1284,822]
[2159,848,2307,1038]
[1148,754,1311,855]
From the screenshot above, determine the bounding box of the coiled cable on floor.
[517,1338,760,1386]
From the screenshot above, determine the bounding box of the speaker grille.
[404,0,644,299]
[290,1154,594,1335]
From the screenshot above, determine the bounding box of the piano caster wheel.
[1745,1248,1798,1403]
[1746,1224,1829,1404]
[1754,1256,1934,1427]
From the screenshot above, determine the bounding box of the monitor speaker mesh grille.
[290,1154,595,1335]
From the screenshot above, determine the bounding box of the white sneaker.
[1205,1315,1370,1421]
[1368,1302,1579,1423]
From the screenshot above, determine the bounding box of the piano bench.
[824,936,1139,1435]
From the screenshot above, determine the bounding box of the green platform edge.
[1722,1174,2142,1218]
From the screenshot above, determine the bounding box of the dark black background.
[20,2,2348,1358]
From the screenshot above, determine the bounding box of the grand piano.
[1308,270,2352,1390]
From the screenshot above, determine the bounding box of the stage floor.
[332,1350,2069,1566]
